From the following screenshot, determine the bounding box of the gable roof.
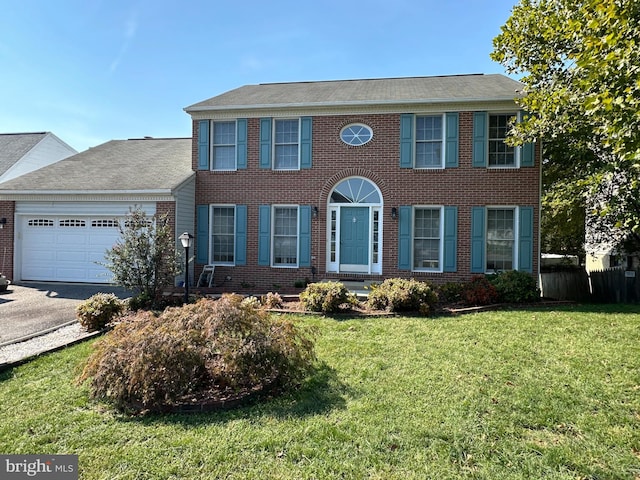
[185,74,524,112]
[0,138,193,194]
[0,132,49,176]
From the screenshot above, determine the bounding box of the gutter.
[184,96,524,113]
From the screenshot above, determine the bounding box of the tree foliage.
[103,208,180,302]
[492,0,640,252]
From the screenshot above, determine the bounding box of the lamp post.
[179,232,194,304]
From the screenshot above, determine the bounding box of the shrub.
[367,278,437,314]
[462,276,499,306]
[437,282,465,304]
[76,293,125,331]
[299,282,353,313]
[78,295,316,413]
[262,292,284,309]
[489,270,541,303]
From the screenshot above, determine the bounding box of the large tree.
[492,0,640,253]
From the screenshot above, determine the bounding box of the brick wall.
[194,112,540,292]
[0,201,15,280]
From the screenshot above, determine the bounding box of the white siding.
[0,133,77,183]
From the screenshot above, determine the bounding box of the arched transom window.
[330,177,381,204]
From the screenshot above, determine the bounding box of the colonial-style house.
[184,74,540,291]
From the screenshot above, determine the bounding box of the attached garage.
[0,138,194,285]
[16,202,156,283]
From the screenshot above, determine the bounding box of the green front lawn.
[1,305,639,479]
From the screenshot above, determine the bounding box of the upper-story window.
[274,119,299,170]
[488,114,516,167]
[340,123,373,146]
[400,113,458,169]
[415,115,444,168]
[212,121,236,171]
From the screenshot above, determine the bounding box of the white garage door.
[21,216,122,283]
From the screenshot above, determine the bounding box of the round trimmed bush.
[299,281,353,313]
[75,293,125,331]
[489,270,540,303]
[367,278,437,314]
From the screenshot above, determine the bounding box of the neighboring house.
[184,74,541,292]
[0,132,77,184]
[0,138,194,284]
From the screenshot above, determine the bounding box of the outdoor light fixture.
[0,218,5,229]
[179,232,194,304]
[312,206,319,218]
[391,207,398,220]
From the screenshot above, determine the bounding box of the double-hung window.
[413,207,442,270]
[274,119,299,170]
[273,206,298,266]
[488,113,516,167]
[486,208,515,271]
[415,115,444,168]
[211,121,236,171]
[210,206,235,264]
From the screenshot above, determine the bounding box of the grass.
[1,304,639,479]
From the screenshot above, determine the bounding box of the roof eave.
[184,96,524,113]
[0,189,175,196]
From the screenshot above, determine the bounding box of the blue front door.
[340,206,369,269]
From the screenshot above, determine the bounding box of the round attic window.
[340,123,373,146]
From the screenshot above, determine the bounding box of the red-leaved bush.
[78,294,316,413]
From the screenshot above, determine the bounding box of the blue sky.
[1,0,518,152]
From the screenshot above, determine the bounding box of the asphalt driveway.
[0,282,132,344]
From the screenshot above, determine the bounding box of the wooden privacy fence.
[539,269,591,302]
[589,267,640,303]
[540,267,640,303]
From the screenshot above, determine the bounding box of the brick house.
[184,74,540,292]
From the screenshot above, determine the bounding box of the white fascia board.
[184,96,523,113]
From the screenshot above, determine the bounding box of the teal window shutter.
[258,205,271,266]
[521,142,535,167]
[300,117,312,169]
[398,206,412,270]
[237,119,248,169]
[445,113,459,168]
[443,206,458,272]
[259,118,272,169]
[518,206,534,272]
[196,205,209,264]
[470,207,486,273]
[299,206,311,266]
[400,114,414,168]
[472,112,487,167]
[235,205,247,265]
[197,120,210,170]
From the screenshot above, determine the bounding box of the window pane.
[212,122,236,170]
[213,146,235,170]
[273,207,298,265]
[488,114,515,166]
[486,209,514,271]
[274,145,298,170]
[413,208,440,269]
[211,207,235,263]
[415,115,443,168]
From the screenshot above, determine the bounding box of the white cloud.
[109,10,138,73]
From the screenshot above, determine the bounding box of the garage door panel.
[55,250,88,262]
[21,216,121,283]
